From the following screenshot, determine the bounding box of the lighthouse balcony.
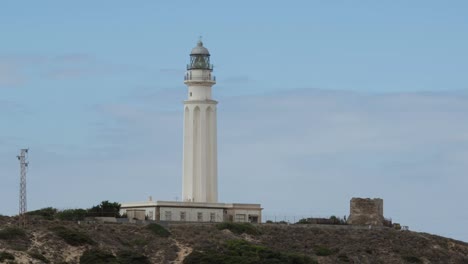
[184,73,216,83]
[187,64,213,70]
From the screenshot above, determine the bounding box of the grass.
[0,252,15,262]
[50,226,95,246]
[215,222,260,236]
[184,239,317,264]
[146,223,171,237]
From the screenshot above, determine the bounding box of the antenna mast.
[17,148,29,227]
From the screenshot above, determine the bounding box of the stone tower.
[182,40,218,203]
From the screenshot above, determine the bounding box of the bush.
[87,201,121,217]
[28,251,50,263]
[50,226,95,246]
[402,256,422,263]
[216,222,260,236]
[147,223,171,237]
[314,245,333,256]
[56,209,87,221]
[26,207,58,220]
[184,239,316,264]
[80,249,118,264]
[0,252,15,262]
[337,254,350,262]
[117,250,151,264]
[0,227,26,240]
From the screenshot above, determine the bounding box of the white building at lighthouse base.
[120,200,262,223]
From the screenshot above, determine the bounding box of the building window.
[210,213,215,222]
[165,211,172,221]
[197,212,203,222]
[180,212,186,221]
[235,214,246,223]
[248,215,259,223]
[190,92,192,97]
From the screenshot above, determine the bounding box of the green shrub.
[56,209,87,221]
[0,227,26,240]
[215,222,260,235]
[337,253,350,262]
[26,207,58,220]
[0,252,15,261]
[147,223,171,237]
[28,251,50,263]
[184,239,316,264]
[80,249,118,264]
[87,201,121,217]
[402,255,422,263]
[50,226,95,246]
[314,245,333,256]
[116,250,151,264]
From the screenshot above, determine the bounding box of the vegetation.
[297,215,347,225]
[402,255,422,263]
[87,200,121,217]
[116,251,151,264]
[0,227,26,240]
[314,245,333,256]
[337,254,350,262]
[56,209,87,221]
[184,239,316,264]
[80,249,118,264]
[24,200,121,221]
[80,249,150,264]
[147,223,171,237]
[28,251,50,263]
[26,207,58,220]
[216,222,260,235]
[50,226,95,246]
[0,252,15,262]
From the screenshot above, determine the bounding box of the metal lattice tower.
[17,148,28,226]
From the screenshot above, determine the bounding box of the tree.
[88,201,121,217]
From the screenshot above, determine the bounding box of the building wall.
[347,198,384,226]
[120,207,156,220]
[226,208,262,223]
[182,102,218,203]
[159,207,224,222]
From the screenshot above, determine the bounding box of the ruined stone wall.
[347,198,384,226]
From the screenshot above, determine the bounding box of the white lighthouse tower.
[120,40,262,223]
[182,40,218,203]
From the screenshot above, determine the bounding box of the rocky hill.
[1,215,467,264]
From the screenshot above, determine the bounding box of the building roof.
[121,200,262,210]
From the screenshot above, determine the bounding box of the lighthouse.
[182,40,218,203]
[120,40,262,223]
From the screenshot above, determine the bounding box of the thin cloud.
[1,88,467,241]
[0,63,25,87]
[223,75,253,84]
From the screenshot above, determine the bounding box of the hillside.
[1,215,467,264]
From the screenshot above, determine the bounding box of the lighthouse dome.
[191,40,210,55]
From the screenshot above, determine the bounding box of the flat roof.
[121,200,262,210]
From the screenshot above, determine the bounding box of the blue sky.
[1,1,468,241]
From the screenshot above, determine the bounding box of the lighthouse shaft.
[182,41,218,203]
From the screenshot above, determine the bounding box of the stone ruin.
[347,197,384,226]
